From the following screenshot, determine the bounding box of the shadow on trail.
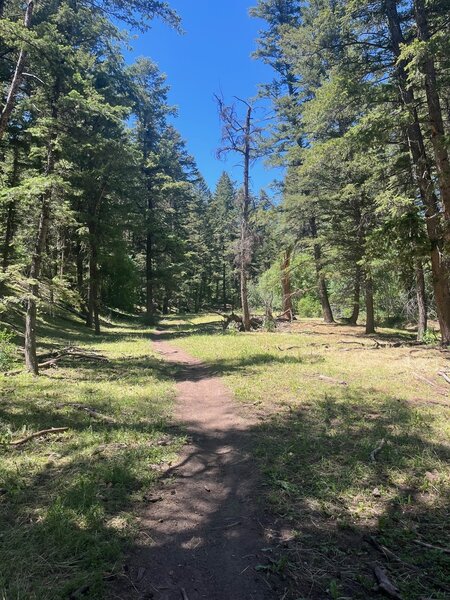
[109,340,450,600]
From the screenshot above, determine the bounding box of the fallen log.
[373,565,402,599]
[221,312,263,331]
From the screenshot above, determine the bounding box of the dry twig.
[10,427,69,447]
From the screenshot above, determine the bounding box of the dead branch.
[10,427,69,447]
[413,373,448,396]
[437,370,450,385]
[413,540,450,554]
[276,345,302,351]
[221,312,262,332]
[370,439,386,462]
[367,536,419,571]
[317,374,347,385]
[180,589,190,600]
[39,347,109,369]
[56,403,116,423]
[373,565,402,599]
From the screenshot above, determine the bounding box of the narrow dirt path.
[111,332,284,600]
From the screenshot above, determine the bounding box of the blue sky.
[126,0,283,195]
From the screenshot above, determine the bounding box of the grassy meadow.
[0,311,449,599]
[161,314,450,599]
[0,314,183,599]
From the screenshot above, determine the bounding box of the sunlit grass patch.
[0,315,181,599]
[166,314,450,599]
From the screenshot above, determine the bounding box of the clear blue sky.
[126,0,283,195]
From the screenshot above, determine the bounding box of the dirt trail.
[110,332,283,600]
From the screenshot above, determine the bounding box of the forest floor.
[0,312,449,599]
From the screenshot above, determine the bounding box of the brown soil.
[109,333,285,600]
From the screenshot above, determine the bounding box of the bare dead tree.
[0,0,34,140]
[215,94,262,331]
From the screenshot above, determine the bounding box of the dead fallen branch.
[367,536,419,572]
[4,346,109,376]
[10,427,69,447]
[373,565,402,599]
[437,370,450,385]
[180,589,190,600]
[56,403,116,423]
[413,540,450,554]
[39,347,109,370]
[413,373,448,396]
[211,520,241,531]
[370,439,385,462]
[317,374,347,385]
[276,345,302,351]
[221,312,263,331]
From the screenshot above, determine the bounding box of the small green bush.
[0,328,16,371]
[296,295,322,318]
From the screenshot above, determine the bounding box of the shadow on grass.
[1,317,448,599]
[251,393,450,598]
[108,351,450,599]
[0,324,182,599]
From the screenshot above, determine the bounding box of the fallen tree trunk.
[221,312,263,331]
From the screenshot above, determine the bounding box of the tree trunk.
[222,253,227,312]
[413,0,450,220]
[384,0,450,344]
[281,246,294,320]
[365,274,375,334]
[75,240,84,294]
[415,261,427,341]
[146,228,154,319]
[348,265,361,325]
[310,216,334,323]
[25,198,51,374]
[240,105,252,332]
[162,293,169,315]
[87,226,100,335]
[1,144,20,272]
[0,0,34,140]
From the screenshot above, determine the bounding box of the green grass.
[1,311,449,599]
[0,313,182,599]
[163,314,450,599]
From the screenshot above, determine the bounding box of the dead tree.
[0,0,34,140]
[215,95,262,331]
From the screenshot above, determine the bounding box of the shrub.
[296,295,322,318]
[0,328,16,371]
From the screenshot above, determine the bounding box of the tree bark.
[413,0,450,220]
[240,105,252,332]
[25,140,54,374]
[384,0,450,344]
[281,246,294,320]
[146,228,154,318]
[310,216,334,323]
[1,143,20,272]
[222,251,227,311]
[415,261,427,341]
[348,265,361,325]
[0,0,34,140]
[365,274,375,334]
[87,225,100,334]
